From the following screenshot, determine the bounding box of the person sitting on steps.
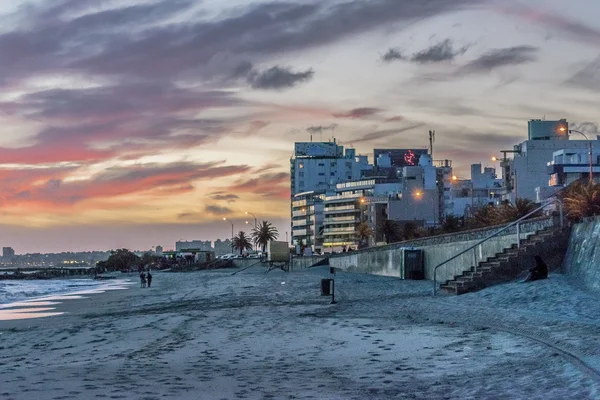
[524,255,548,282]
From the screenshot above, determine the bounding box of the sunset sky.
[0,0,599,253]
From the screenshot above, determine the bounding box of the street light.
[452,176,474,214]
[223,217,234,253]
[244,211,257,228]
[560,127,593,183]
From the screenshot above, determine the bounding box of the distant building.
[2,247,15,260]
[176,240,212,251]
[214,239,233,256]
[155,246,163,256]
[504,119,600,201]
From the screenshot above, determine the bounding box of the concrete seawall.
[563,216,600,292]
[232,256,326,271]
[329,216,558,282]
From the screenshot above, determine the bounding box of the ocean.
[0,278,126,305]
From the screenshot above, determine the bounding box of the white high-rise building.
[290,141,372,197]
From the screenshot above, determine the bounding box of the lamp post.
[560,127,593,183]
[223,218,234,253]
[452,176,473,215]
[245,211,257,228]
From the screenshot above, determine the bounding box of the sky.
[0,0,599,253]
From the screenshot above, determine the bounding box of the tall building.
[290,141,372,197]
[3,247,15,259]
[155,246,163,256]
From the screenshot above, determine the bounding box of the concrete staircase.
[439,227,570,295]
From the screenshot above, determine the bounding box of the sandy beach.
[1,267,600,399]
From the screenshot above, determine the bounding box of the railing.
[432,197,564,296]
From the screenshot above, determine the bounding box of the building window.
[318,163,325,167]
[318,173,325,176]
[299,172,304,177]
[330,172,335,176]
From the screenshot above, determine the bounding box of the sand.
[1,267,599,399]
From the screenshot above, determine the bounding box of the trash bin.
[321,278,331,296]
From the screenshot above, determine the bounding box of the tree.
[356,222,373,249]
[232,231,253,255]
[559,181,600,222]
[467,205,498,228]
[380,220,401,244]
[400,221,420,241]
[251,220,279,252]
[495,198,541,224]
[141,252,161,268]
[97,249,141,272]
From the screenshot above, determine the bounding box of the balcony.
[324,216,360,224]
[324,206,360,214]
[323,226,356,234]
[292,219,312,227]
[292,209,314,218]
[292,229,313,237]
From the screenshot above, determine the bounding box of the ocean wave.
[0,279,117,304]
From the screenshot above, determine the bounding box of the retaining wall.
[563,216,600,292]
[329,216,559,282]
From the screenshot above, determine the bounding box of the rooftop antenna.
[429,130,435,158]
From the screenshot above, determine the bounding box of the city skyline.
[0,0,599,252]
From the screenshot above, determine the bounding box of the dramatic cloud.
[493,4,600,47]
[227,172,290,199]
[204,205,233,216]
[566,57,600,90]
[334,108,383,119]
[411,39,468,64]
[248,66,315,90]
[382,40,468,64]
[344,124,425,145]
[0,161,250,209]
[382,48,406,62]
[0,83,247,164]
[210,193,240,202]
[457,46,538,74]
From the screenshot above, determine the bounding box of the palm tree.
[495,198,541,224]
[232,231,253,255]
[251,220,279,252]
[559,181,600,222]
[356,222,372,249]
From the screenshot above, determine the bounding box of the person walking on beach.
[140,271,146,288]
[147,271,153,288]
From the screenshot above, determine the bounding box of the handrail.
[433,197,563,295]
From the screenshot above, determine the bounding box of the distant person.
[147,272,153,288]
[525,255,549,282]
[140,272,146,288]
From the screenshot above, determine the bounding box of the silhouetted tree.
[251,221,279,252]
[232,231,253,255]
